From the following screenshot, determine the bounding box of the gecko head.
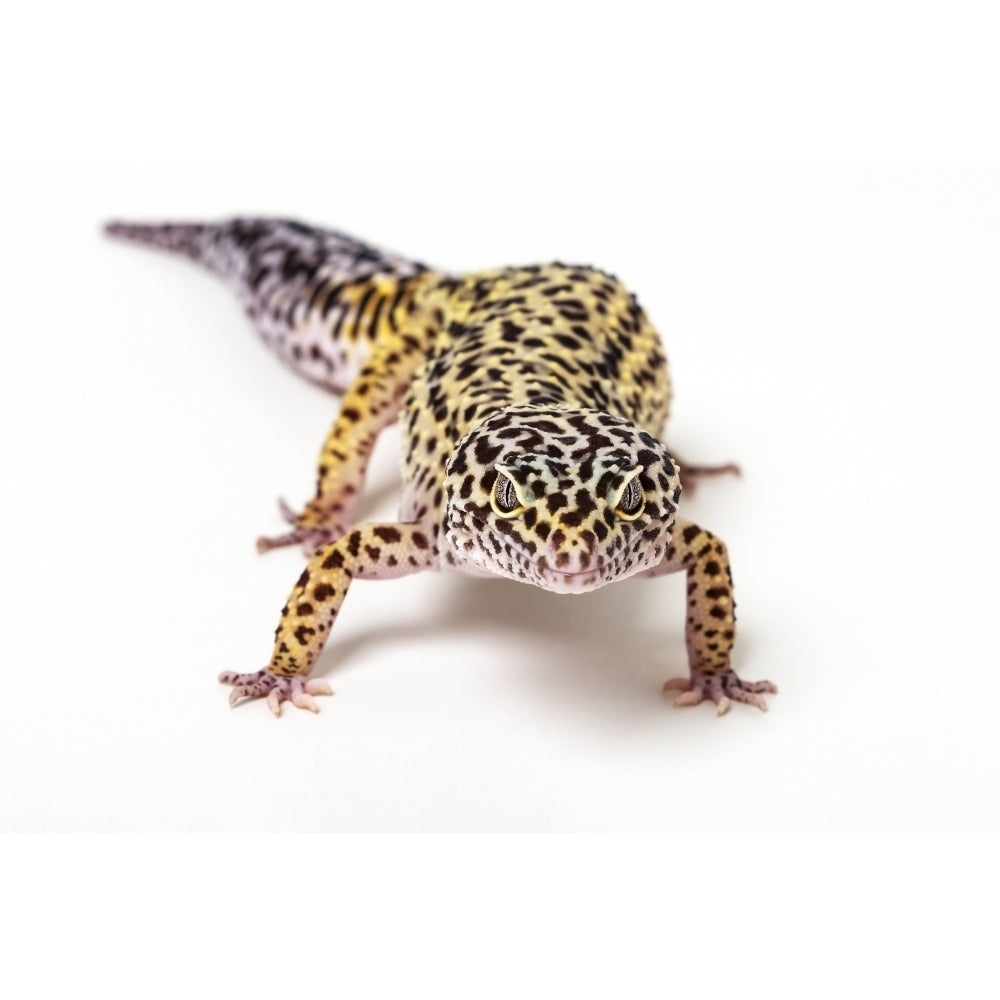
[442,406,682,594]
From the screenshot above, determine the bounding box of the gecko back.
[105,218,432,392]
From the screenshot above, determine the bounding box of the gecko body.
[106,218,775,716]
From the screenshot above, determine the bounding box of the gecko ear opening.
[490,466,526,518]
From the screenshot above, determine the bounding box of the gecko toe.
[304,679,333,697]
[671,689,705,708]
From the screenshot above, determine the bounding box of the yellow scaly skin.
[106,218,776,717]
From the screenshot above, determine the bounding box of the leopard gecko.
[105,218,776,717]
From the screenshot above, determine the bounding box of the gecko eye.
[491,468,524,518]
[612,468,645,520]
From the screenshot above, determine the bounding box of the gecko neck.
[458,381,624,439]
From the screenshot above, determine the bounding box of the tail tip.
[104,220,137,240]
[102,220,208,260]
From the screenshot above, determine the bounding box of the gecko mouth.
[538,560,604,579]
[534,560,607,593]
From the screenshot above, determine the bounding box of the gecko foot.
[677,461,742,497]
[663,670,777,716]
[219,669,333,716]
[256,498,345,555]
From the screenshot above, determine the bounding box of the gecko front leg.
[224,521,439,715]
[642,516,777,715]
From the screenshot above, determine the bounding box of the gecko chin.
[441,527,658,594]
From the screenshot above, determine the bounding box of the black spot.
[574,489,597,515]
[474,436,504,467]
[545,492,568,514]
[532,420,564,434]
[294,624,316,645]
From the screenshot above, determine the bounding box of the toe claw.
[266,689,282,717]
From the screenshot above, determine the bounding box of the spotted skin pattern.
[106,218,776,716]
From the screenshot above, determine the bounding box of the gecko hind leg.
[256,498,345,555]
[257,335,426,556]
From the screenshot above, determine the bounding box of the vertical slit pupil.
[621,478,641,513]
[497,476,518,512]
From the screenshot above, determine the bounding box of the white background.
[3,164,997,832]
[2,2,999,996]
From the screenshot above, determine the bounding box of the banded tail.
[104,217,433,392]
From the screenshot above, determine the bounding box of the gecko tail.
[104,216,433,391]
[103,217,427,288]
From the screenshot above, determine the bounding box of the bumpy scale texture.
[106,218,776,716]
